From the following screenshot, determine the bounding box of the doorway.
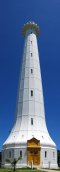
[27,138,40,166]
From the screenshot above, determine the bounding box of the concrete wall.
[2,145,58,168]
[41,147,57,168]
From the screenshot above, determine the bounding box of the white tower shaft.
[17,29,46,136]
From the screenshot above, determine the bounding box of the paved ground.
[39,169,60,172]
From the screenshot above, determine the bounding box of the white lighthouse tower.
[2,21,58,168]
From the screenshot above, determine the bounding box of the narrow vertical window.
[2,151,5,161]
[31,90,33,96]
[31,41,32,44]
[9,151,11,158]
[53,152,55,158]
[31,118,33,125]
[31,53,32,57]
[45,151,47,158]
[20,150,22,158]
[31,69,33,74]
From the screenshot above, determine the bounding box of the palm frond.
[6,159,11,163]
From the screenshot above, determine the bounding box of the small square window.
[31,53,32,57]
[20,150,22,158]
[45,151,47,158]
[31,90,33,96]
[31,69,33,74]
[31,118,33,125]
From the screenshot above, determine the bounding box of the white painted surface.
[2,22,58,168]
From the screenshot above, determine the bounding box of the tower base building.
[2,22,58,169]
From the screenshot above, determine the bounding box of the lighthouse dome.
[22,21,40,36]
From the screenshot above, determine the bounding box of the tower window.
[53,152,55,158]
[45,151,47,158]
[20,150,22,158]
[2,151,5,160]
[31,41,32,44]
[31,69,33,74]
[31,53,32,57]
[9,151,11,158]
[31,118,33,125]
[31,90,33,96]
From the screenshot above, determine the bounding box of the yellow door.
[27,138,40,166]
[33,149,40,165]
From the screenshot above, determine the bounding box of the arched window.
[53,152,55,158]
[31,69,33,74]
[20,150,22,158]
[9,151,11,158]
[31,90,33,96]
[31,118,33,125]
[45,151,47,158]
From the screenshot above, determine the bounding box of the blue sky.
[0,0,60,151]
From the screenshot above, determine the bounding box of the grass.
[0,168,45,172]
[0,167,60,172]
